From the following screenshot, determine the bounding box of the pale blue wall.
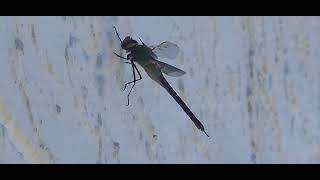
[0,16,319,163]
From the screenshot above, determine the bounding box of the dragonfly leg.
[113,52,128,60]
[124,62,142,106]
[123,62,142,91]
[125,62,136,106]
[133,62,142,81]
[113,26,123,46]
[139,38,146,45]
[123,80,135,91]
[113,52,133,65]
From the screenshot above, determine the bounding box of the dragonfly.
[112,26,209,137]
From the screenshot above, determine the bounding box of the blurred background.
[0,16,319,163]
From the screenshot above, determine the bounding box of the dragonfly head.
[122,36,139,52]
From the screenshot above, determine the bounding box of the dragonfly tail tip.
[203,130,210,137]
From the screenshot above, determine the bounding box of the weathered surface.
[0,16,320,163]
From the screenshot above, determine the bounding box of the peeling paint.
[112,141,120,163]
[69,35,79,48]
[55,104,61,114]
[15,81,56,162]
[31,25,37,46]
[15,38,24,52]
[0,98,53,163]
[96,75,105,97]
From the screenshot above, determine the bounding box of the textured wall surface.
[0,16,320,163]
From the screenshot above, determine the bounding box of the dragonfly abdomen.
[157,75,209,137]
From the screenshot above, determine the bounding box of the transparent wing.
[149,41,180,59]
[153,59,186,77]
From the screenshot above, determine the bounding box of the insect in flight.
[112,26,209,137]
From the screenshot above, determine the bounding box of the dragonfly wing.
[153,59,186,77]
[150,51,158,59]
[150,41,180,59]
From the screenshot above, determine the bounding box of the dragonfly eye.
[126,42,138,49]
[122,36,138,50]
